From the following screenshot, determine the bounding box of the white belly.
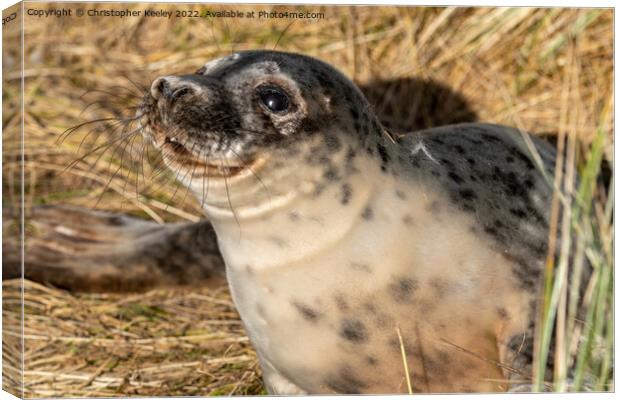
[218,178,530,393]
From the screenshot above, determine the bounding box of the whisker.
[178,141,204,208]
[79,99,139,117]
[93,148,132,208]
[82,122,139,177]
[209,17,223,53]
[228,147,273,203]
[220,156,242,235]
[57,116,138,145]
[201,156,211,211]
[164,135,200,203]
[77,117,135,155]
[273,20,295,51]
[78,87,141,102]
[119,132,143,198]
[64,128,142,174]
[118,76,149,97]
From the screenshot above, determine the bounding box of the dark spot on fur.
[528,241,547,257]
[256,304,265,318]
[334,294,349,311]
[448,171,465,184]
[515,151,535,170]
[458,189,477,201]
[409,154,421,168]
[412,383,426,393]
[526,204,547,225]
[402,214,414,226]
[507,253,541,291]
[497,307,510,320]
[107,215,125,226]
[436,350,450,363]
[316,71,334,88]
[363,302,377,314]
[361,206,373,220]
[422,355,443,375]
[377,143,390,172]
[340,319,368,343]
[340,183,352,205]
[269,236,288,248]
[429,278,449,296]
[389,277,418,303]
[300,117,320,134]
[427,201,441,213]
[292,301,320,322]
[349,106,359,120]
[453,144,465,154]
[323,166,340,181]
[387,337,415,354]
[418,299,436,313]
[313,183,326,197]
[441,158,455,170]
[366,355,378,366]
[395,189,407,200]
[461,203,475,212]
[481,133,502,143]
[506,155,515,163]
[484,225,501,239]
[467,136,484,145]
[345,147,358,174]
[466,158,476,167]
[524,178,534,188]
[371,120,381,135]
[325,367,366,394]
[324,134,342,152]
[350,262,371,273]
[363,123,371,137]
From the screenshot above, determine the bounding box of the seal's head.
[139,51,385,212]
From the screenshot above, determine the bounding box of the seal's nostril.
[171,87,192,102]
[150,77,192,103]
[151,77,170,100]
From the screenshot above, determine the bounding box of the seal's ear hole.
[256,85,290,114]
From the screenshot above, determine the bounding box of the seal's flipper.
[3,205,225,292]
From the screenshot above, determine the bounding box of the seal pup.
[138,50,564,394]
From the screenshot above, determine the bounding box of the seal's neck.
[198,136,391,272]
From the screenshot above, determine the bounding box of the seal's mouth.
[160,135,247,178]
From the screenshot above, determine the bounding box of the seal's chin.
[160,135,248,178]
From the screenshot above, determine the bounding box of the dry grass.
[3,279,264,397]
[2,3,613,397]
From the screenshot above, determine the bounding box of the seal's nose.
[150,76,193,103]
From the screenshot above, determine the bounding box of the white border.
[0,1,615,400]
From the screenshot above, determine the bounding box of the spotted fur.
[138,50,582,394]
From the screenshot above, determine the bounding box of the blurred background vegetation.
[2,3,613,396]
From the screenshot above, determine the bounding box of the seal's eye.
[258,86,290,113]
